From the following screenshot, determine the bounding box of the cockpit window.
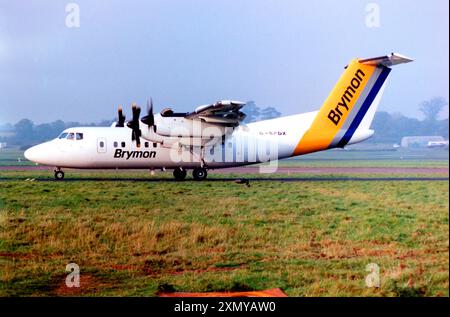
[58,131,83,140]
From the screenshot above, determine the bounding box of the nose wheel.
[192,167,207,181]
[54,170,65,180]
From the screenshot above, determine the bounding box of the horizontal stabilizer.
[359,53,413,67]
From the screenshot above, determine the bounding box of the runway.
[0,165,448,182]
[1,177,448,182]
[217,166,449,174]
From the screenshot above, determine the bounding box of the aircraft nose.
[24,142,62,166]
[24,146,39,163]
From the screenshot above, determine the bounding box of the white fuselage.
[24,111,373,170]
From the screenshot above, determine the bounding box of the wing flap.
[186,100,247,126]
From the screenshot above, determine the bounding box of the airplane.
[24,53,412,181]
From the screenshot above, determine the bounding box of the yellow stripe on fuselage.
[293,59,377,155]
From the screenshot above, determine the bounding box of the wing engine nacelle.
[140,115,233,148]
[152,114,231,137]
[118,99,245,149]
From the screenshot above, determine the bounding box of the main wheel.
[54,171,65,180]
[192,167,207,181]
[173,167,187,181]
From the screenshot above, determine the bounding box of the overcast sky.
[0,0,448,124]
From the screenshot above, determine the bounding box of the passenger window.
[121,142,126,148]
[99,141,105,148]
[76,133,83,140]
[58,132,68,139]
[210,146,214,155]
[114,141,118,148]
[153,143,157,148]
[67,133,75,140]
[144,142,149,148]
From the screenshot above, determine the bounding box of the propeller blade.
[115,106,126,127]
[148,98,154,118]
[127,103,142,147]
[132,103,141,122]
[141,98,155,126]
[136,133,141,148]
[132,129,141,147]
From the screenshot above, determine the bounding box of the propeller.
[115,106,126,127]
[126,103,142,147]
[141,98,155,127]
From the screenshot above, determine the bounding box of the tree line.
[1,98,447,147]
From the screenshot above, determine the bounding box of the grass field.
[0,174,448,297]
[0,147,448,296]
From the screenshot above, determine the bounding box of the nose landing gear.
[54,169,65,180]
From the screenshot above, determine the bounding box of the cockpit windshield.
[57,132,84,140]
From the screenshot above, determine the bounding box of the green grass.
[0,148,32,166]
[0,174,448,296]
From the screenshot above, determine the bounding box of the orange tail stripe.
[294,59,377,155]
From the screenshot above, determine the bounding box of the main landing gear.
[192,167,208,181]
[172,167,208,181]
[173,167,187,181]
[54,168,65,180]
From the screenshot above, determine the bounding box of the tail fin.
[294,53,412,155]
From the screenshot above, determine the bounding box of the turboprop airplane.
[24,53,412,181]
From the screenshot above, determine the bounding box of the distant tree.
[436,118,449,139]
[0,123,13,131]
[65,121,82,128]
[14,119,34,140]
[50,120,66,133]
[97,119,114,127]
[259,107,281,120]
[243,101,260,123]
[369,109,449,144]
[34,123,54,141]
[419,97,448,121]
[243,101,282,123]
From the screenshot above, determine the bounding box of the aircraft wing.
[185,100,246,126]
